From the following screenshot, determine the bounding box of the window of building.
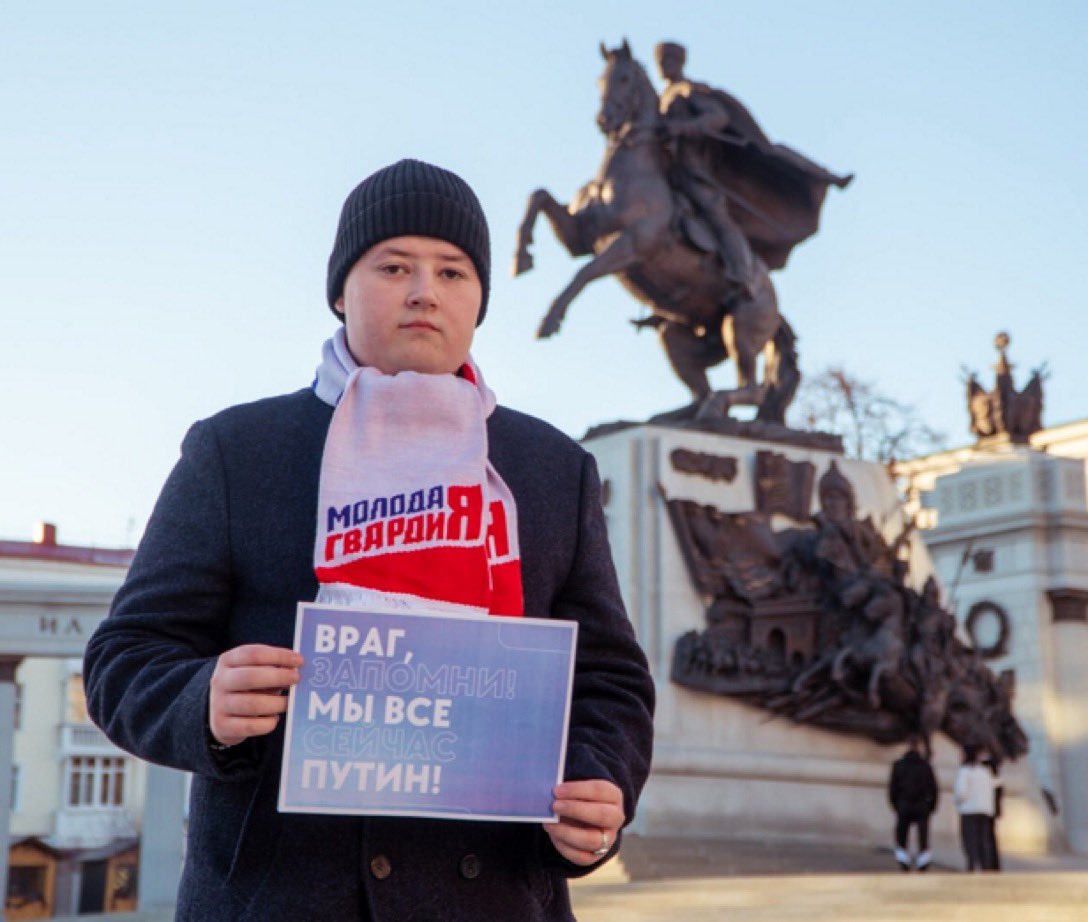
[65,756,126,808]
[13,683,23,730]
[10,764,19,813]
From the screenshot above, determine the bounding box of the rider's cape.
[681,81,853,270]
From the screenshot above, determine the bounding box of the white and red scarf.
[312,328,523,617]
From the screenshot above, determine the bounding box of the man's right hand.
[209,644,303,747]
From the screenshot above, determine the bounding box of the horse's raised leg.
[513,189,547,276]
[513,189,589,277]
[537,231,639,338]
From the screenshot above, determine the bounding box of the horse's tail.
[757,318,800,424]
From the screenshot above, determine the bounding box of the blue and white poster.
[278,603,577,822]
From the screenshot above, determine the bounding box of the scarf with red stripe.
[312,328,523,617]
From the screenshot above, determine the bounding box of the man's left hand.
[545,779,625,866]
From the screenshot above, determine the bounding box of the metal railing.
[58,723,124,755]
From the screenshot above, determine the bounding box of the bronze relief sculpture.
[668,461,1028,762]
[514,40,851,424]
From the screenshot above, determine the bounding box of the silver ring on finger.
[592,830,610,858]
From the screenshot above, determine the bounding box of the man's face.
[656,49,684,82]
[823,490,852,524]
[335,236,482,375]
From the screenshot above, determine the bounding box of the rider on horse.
[513,40,852,423]
[655,41,760,300]
[653,41,853,291]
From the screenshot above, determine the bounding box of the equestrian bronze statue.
[513,40,852,423]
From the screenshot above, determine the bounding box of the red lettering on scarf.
[404,515,424,544]
[486,500,510,558]
[446,486,482,541]
[425,512,445,541]
[325,502,503,560]
[363,522,384,552]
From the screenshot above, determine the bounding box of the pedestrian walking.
[954,745,998,871]
[888,735,938,870]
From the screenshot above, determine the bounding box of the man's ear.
[334,296,346,316]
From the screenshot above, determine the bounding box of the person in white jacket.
[954,746,998,871]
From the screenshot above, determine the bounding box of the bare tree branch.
[790,366,945,465]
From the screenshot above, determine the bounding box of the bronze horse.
[513,41,798,423]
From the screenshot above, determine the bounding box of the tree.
[790,366,945,465]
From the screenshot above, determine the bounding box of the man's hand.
[209,644,303,747]
[544,779,625,866]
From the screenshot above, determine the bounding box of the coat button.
[369,855,392,880]
[459,854,481,879]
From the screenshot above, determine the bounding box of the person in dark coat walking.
[83,159,656,921]
[888,735,939,870]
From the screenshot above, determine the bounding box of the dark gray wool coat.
[83,388,655,922]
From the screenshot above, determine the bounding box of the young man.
[887,735,938,871]
[83,159,656,921]
[955,745,998,872]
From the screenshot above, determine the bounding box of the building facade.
[895,419,1088,853]
[1,526,143,917]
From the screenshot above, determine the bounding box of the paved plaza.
[570,836,1088,921]
[50,836,1088,921]
[572,871,1088,921]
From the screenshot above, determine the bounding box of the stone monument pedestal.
[584,422,1059,857]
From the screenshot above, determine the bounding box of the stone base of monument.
[583,422,1063,858]
[639,714,1053,857]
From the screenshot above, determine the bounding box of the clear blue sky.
[2,1,1085,546]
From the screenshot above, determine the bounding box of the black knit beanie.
[326,159,491,325]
